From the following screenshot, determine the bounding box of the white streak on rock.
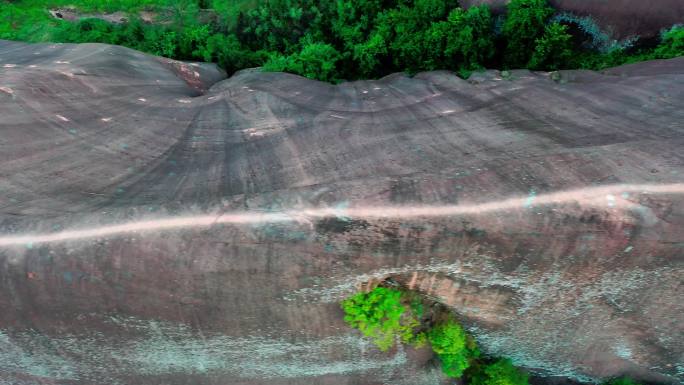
[0,183,682,247]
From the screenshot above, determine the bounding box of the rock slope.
[0,41,683,385]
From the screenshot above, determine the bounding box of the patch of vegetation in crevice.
[340,279,647,385]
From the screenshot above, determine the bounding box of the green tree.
[502,0,554,68]
[294,41,342,82]
[202,34,265,75]
[164,0,200,30]
[528,22,573,70]
[239,0,333,53]
[603,377,642,385]
[177,24,211,59]
[445,5,496,71]
[264,40,341,82]
[471,358,530,385]
[427,318,474,378]
[142,28,178,58]
[654,25,684,59]
[332,0,389,51]
[352,30,390,78]
[340,286,421,351]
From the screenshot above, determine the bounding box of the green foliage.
[264,40,342,82]
[211,0,257,31]
[654,25,684,59]
[470,358,530,385]
[427,318,474,378]
[340,286,652,385]
[143,28,178,58]
[1,0,681,82]
[8,0,164,14]
[603,377,642,385]
[375,0,459,73]
[0,3,59,41]
[164,0,200,29]
[444,5,496,71]
[177,24,210,58]
[340,287,556,385]
[53,18,116,44]
[410,296,424,318]
[238,0,333,53]
[528,22,573,70]
[502,0,554,68]
[352,30,389,78]
[340,286,421,352]
[202,33,265,74]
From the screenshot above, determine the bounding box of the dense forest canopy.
[1,0,683,82]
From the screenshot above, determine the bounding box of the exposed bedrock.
[0,41,683,385]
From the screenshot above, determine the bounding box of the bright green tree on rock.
[471,358,530,385]
[502,0,554,68]
[427,318,478,378]
[340,286,422,351]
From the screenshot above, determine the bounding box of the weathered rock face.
[0,41,683,385]
[462,0,684,41]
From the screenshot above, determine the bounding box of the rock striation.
[0,40,683,385]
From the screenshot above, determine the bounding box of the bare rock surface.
[0,41,683,385]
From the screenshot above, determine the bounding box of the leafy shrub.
[427,318,476,378]
[239,0,333,53]
[502,0,554,68]
[654,25,684,59]
[352,30,390,78]
[528,22,573,70]
[142,28,178,58]
[340,286,421,351]
[177,24,211,59]
[446,5,496,71]
[202,33,265,74]
[470,358,530,385]
[603,377,642,385]
[264,40,342,82]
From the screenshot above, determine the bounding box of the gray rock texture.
[0,41,683,385]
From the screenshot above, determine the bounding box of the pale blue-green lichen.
[550,13,638,53]
[0,316,411,385]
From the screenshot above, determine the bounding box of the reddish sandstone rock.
[0,41,682,385]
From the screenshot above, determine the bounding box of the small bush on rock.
[471,358,530,385]
[427,318,476,377]
[340,286,422,351]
